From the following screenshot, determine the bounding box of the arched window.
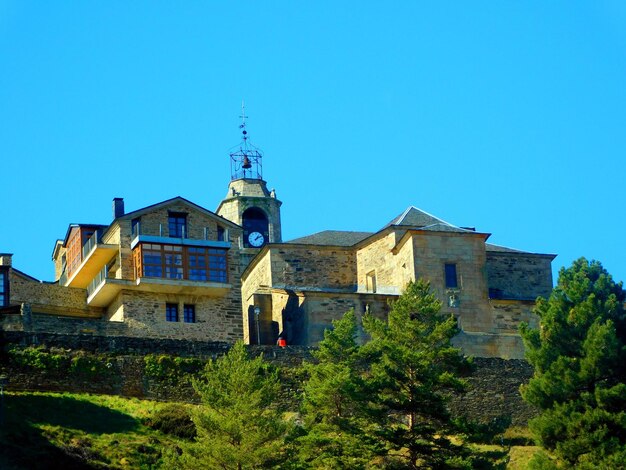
[242,207,269,247]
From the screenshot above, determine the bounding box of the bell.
[242,155,252,169]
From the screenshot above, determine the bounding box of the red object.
[277,337,287,348]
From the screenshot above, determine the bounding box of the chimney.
[113,198,125,219]
[0,253,13,267]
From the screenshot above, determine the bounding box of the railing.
[82,229,103,260]
[132,222,227,242]
[87,265,108,297]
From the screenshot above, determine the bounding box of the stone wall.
[0,332,536,426]
[452,330,527,360]
[9,270,102,318]
[449,357,536,426]
[241,250,272,343]
[1,311,129,336]
[356,231,403,294]
[119,289,243,342]
[486,252,554,300]
[268,290,393,346]
[129,201,236,243]
[269,245,357,291]
[491,299,539,333]
[216,179,283,243]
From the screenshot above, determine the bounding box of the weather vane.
[239,100,248,141]
[228,100,263,181]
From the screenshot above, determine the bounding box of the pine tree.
[295,310,381,469]
[520,258,626,468]
[362,279,470,469]
[172,340,288,469]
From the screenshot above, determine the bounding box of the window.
[66,230,82,276]
[445,263,458,289]
[217,226,225,242]
[166,303,178,322]
[207,248,227,282]
[168,212,187,238]
[0,268,8,307]
[133,243,228,283]
[184,304,196,323]
[163,245,183,279]
[142,244,164,278]
[366,271,377,293]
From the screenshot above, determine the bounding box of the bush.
[144,404,197,439]
[144,354,204,384]
[69,351,112,379]
[8,346,68,372]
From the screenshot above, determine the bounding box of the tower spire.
[229,101,263,181]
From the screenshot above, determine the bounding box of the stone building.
[0,119,555,358]
[241,207,555,358]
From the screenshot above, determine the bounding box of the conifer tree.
[362,279,470,469]
[295,310,381,468]
[172,340,288,469]
[520,258,626,468]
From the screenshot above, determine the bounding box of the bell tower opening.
[242,208,269,248]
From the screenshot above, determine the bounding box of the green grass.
[0,391,539,469]
[0,392,187,469]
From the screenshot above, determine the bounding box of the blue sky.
[1,1,624,285]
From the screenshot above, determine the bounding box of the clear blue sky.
[1,1,624,285]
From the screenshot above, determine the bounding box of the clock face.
[248,231,265,247]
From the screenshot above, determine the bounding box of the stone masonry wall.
[120,289,243,342]
[269,245,357,291]
[356,231,404,295]
[412,232,492,332]
[9,270,102,317]
[216,179,282,243]
[241,250,272,343]
[491,300,539,333]
[0,332,537,426]
[0,311,129,336]
[486,252,554,300]
[271,290,393,346]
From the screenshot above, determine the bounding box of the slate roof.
[485,243,528,254]
[384,206,451,229]
[286,230,373,247]
[418,223,477,234]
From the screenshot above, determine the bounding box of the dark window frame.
[183,304,196,323]
[166,303,179,322]
[168,212,188,238]
[0,267,9,307]
[444,263,458,289]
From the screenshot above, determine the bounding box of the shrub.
[144,354,204,384]
[69,352,111,379]
[144,404,197,439]
[8,346,68,372]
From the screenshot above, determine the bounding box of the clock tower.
[216,105,282,269]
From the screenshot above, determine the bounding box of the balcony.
[130,221,231,249]
[64,230,118,288]
[87,266,232,307]
[86,266,132,307]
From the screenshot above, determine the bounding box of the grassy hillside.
[0,392,187,469]
[0,391,538,469]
